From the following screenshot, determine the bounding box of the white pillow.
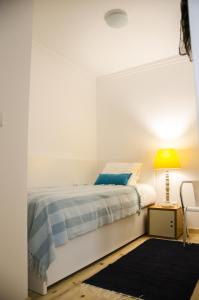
[135,184,157,207]
[102,162,142,185]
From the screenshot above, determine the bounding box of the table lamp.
[154,148,181,204]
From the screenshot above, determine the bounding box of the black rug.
[85,239,199,300]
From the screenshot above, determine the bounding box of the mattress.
[28,184,142,280]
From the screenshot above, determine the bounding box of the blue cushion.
[95,173,132,186]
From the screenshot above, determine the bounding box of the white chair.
[180,180,199,246]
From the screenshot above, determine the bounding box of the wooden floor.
[29,232,199,300]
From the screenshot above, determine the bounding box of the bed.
[28,163,156,295]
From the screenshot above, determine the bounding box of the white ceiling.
[33,0,181,75]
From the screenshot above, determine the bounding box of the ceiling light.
[104,9,128,28]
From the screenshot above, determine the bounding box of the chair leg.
[183,210,187,247]
[186,227,189,237]
[186,227,191,244]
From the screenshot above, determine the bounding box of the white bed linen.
[135,184,156,207]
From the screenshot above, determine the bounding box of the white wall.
[97,56,199,227]
[0,1,32,299]
[189,0,199,124]
[28,41,97,186]
[188,0,199,228]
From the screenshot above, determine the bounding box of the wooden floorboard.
[29,234,199,300]
[191,280,199,300]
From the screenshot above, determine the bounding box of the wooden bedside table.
[148,203,183,239]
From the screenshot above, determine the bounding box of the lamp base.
[159,201,177,208]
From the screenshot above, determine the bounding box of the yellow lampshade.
[154,148,181,169]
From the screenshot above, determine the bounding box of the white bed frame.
[29,207,148,295]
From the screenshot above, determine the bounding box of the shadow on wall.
[28,156,98,187]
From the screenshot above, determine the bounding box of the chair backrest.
[180,180,199,209]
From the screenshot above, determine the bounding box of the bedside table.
[148,204,183,239]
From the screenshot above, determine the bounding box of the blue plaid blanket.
[28,185,140,281]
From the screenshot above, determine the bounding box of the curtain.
[179,0,192,61]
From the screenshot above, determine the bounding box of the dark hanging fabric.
[179,0,192,61]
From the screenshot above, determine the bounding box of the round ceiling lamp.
[104,9,128,28]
